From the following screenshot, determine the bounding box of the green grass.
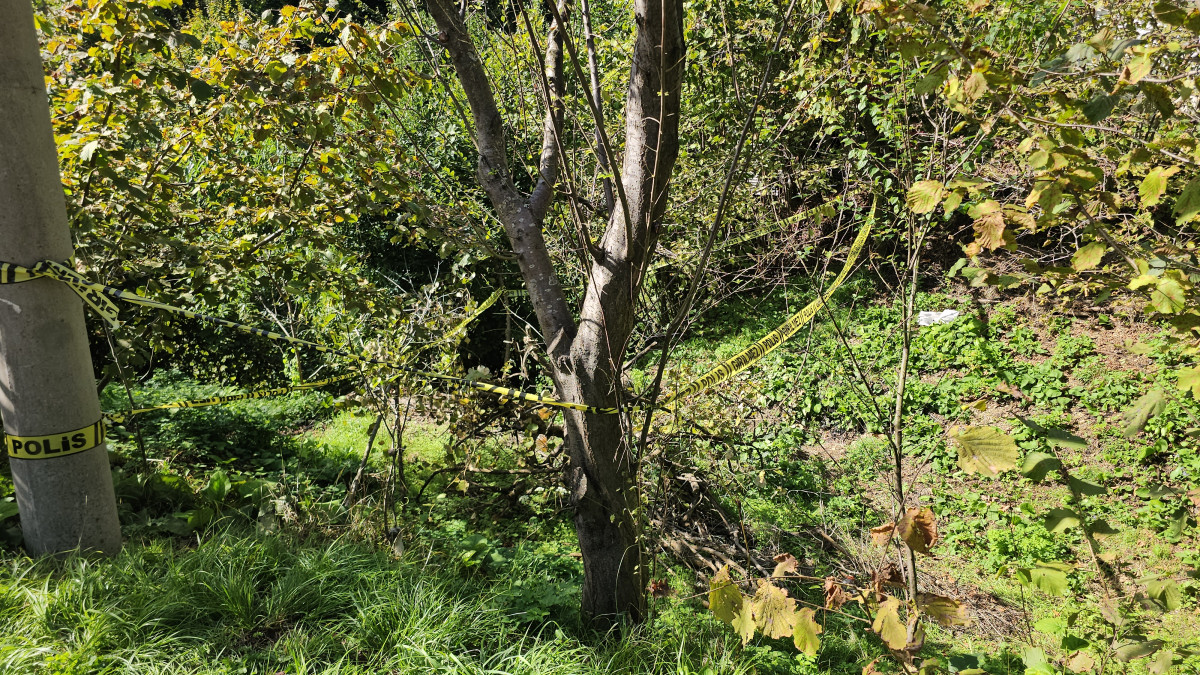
[0,528,762,675]
[308,412,449,465]
[4,287,1200,675]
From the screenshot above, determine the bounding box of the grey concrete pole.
[0,0,122,556]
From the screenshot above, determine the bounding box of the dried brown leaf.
[897,507,939,555]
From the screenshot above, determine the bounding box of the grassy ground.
[0,277,1197,674]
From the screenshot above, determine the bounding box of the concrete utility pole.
[0,0,122,556]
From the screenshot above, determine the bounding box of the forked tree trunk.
[424,0,684,624]
[0,0,122,556]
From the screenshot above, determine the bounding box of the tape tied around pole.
[5,420,105,460]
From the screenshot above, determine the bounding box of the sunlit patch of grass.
[308,411,449,465]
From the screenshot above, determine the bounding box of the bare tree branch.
[528,2,567,223]
[425,0,575,356]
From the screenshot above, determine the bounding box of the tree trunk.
[424,0,684,626]
[0,0,123,557]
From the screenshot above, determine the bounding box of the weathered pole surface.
[0,0,122,556]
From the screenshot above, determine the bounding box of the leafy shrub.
[984,515,1073,572]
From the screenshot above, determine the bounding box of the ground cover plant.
[0,0,1198,673]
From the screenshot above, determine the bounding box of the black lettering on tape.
[7,420,104,460]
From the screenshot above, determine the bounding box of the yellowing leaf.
[907,180,946,214]
[897,507,938,555]
[1071,242,1107,271]
[1122,53,1152,84]
[949,426,1019,477]
[792,607,823,656]
[918,592,970,627]
[708,565,744,625]
[871,596,908,650]
[1178,366,1200,400]
[1067,651,1097,673]
[750,581,798,640]
[1140,166,1180,207]
[962,71,988,101]
[969,211,1009,255]
[731,608,757,644]
[1150,277,1186,313]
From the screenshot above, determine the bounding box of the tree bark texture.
[425,0,685,624]
[0,0,123,557]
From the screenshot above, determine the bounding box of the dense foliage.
[0,0,1197,672]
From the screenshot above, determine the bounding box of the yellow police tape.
[0,261,618,414]
[659,203,872,405]
[0,209,869,417]
[5,420,105,460]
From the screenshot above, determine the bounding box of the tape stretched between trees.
[103,373,360,424]
[0,210,868,418]
[659,203,873,405]
[5,420,105,460]
[0,262,617,414]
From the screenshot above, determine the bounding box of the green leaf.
[950,426,1019,477]
[1044,508,1082,533]
[1067,476,1107,497]
[1017,417,1088,450]
[1174,179,1200,226]
[709,565,744,625]
[1114,640,1162,662]
[1177,366,1200,400]
[915,65,949,95]
[264,60,289,84]
[1021,451,1063,483]
[1082,94,1119,123]
[1154,0,1200,31]
[1140,166,1180,207]
[1072,242,1107,271]
[1147,578,1182,611]
[918,593,970,627]
[1122,388,1167,437]
[1033,616,1067,634]
[871,596,908,650]
[1017,562,1072,595]
[1087,519,1120,537]
[1148,649,1176,675]
[792,607,822,656]
[1165,507,1188,542]
[907,180,946,214]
